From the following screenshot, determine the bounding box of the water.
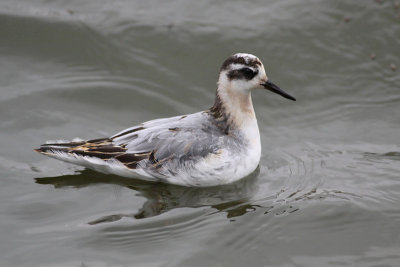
[1,0,400,266]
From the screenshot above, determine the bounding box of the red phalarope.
[35,53,296,187]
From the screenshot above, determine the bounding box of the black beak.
[262,80,296,101]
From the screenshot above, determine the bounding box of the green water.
[1,0,400,266]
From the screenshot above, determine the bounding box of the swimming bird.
[35,53,296,187]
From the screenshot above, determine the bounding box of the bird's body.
[35,53,295,187]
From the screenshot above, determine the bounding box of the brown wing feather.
[35,138,153,170]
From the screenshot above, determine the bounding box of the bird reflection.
[35,168,260,224]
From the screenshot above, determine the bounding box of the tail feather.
[34,138,111,156]
[40,141,86,147]
[34,142,85,155]
[34,146,69,154]
[34,137,131,163]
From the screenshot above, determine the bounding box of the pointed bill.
[262,80,296,101]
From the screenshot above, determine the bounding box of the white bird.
[35,53,296,187]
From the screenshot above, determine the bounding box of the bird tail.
[34,140,87,155]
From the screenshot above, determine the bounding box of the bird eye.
[240,68,258,80]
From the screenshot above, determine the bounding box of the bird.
[35,53,296,187]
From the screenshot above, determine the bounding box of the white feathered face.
[219,53,296,101]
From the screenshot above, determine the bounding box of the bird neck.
[210,83,257,130]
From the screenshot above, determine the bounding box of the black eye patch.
[241,68,258,80]
[227,67,258,80]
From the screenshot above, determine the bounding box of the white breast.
[170,117,261,187]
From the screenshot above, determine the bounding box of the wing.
[111,112,229,170]
[35,137,150,169]
[35,112,234,172]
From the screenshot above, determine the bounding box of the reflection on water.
[363,151,400,162]
[34,159,361,226]
[35,168,260,222]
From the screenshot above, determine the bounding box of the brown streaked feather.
[148,151,158,164]
[112,127,145,139]
[115,152,150,164]
[40,141,86,147]
[117,154,151,169]
[87,146,126,153]
[65,139,126,159]
[152,154,174,169]
[35,137,160,170]
[36,138,127,160]
[116,151,175,170]
[126,162,138,169]
[87,138,111,143]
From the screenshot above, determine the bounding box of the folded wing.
[35,112,231,172]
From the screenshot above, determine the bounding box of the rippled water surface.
[1,0,400,266]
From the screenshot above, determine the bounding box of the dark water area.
[1,0,400,266]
